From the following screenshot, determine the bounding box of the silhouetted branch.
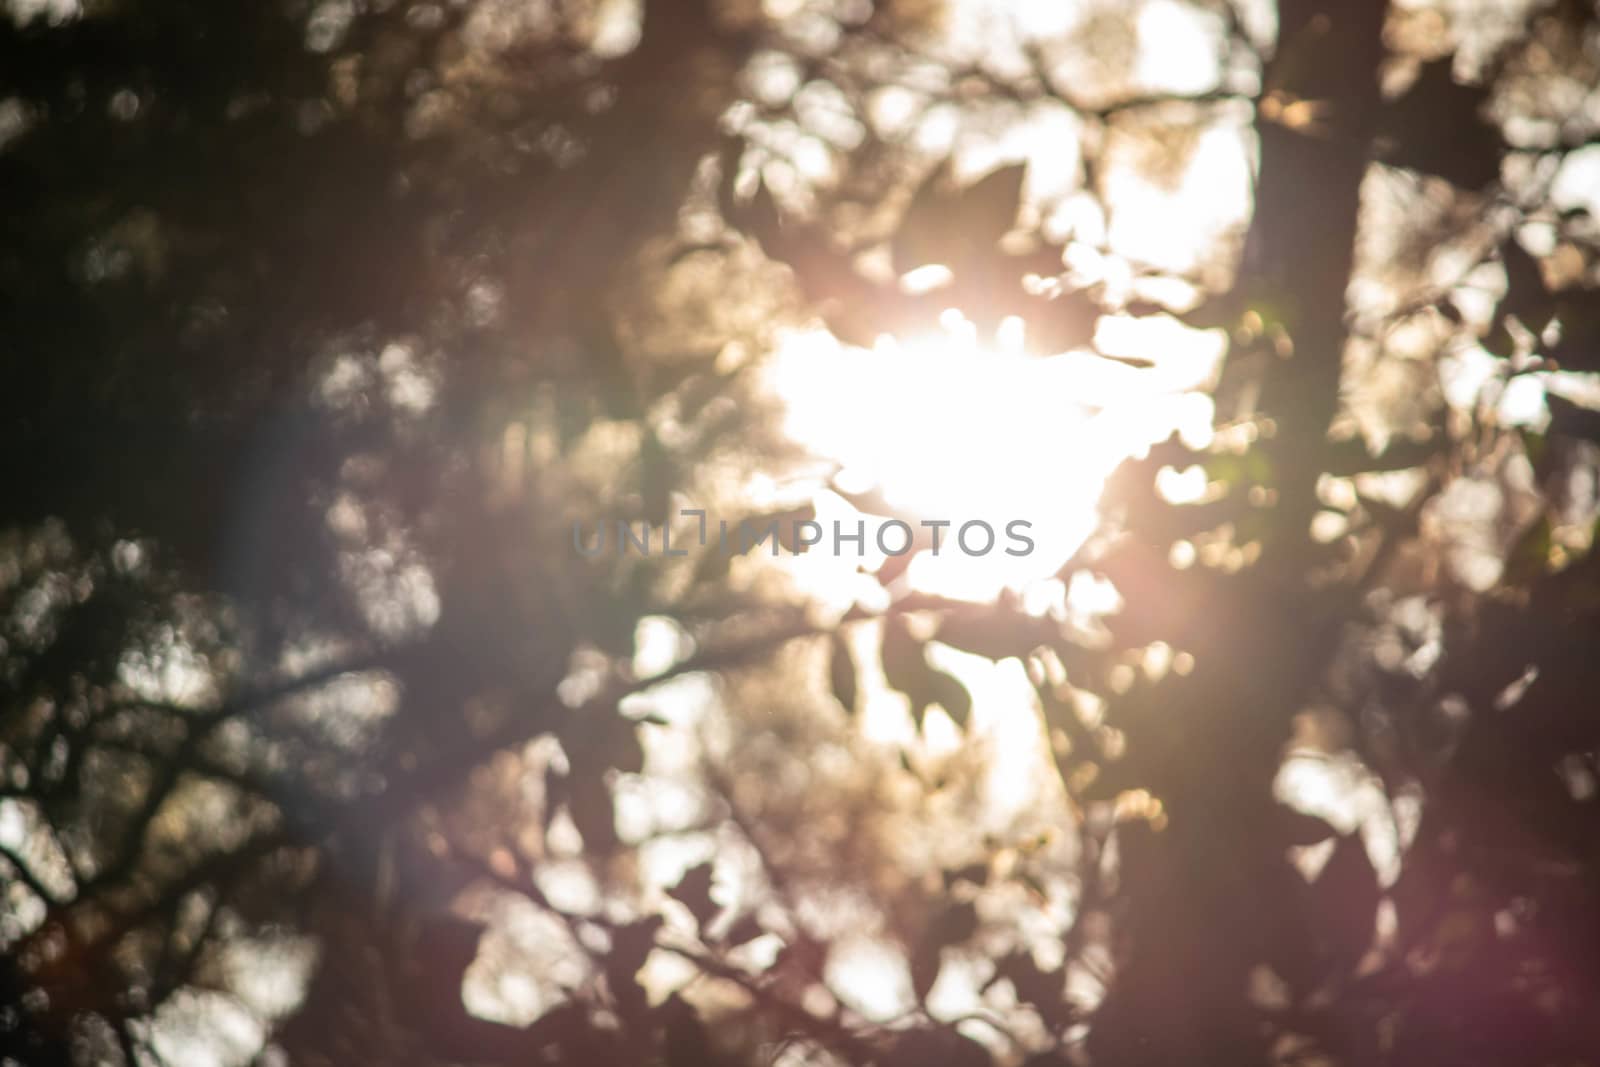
[0,842,61,908]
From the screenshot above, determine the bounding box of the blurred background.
[5,0,1600,1064]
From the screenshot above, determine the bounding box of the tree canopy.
[5,0,1600,1065]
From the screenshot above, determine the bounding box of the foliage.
[5,0,1600,1065]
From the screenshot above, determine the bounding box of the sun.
[764,311,1223,603]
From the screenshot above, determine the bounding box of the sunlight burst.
[767,314,1221,601]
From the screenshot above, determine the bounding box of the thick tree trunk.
[1088,3,1389,1064]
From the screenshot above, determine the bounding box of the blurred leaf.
[638,427,674,518]
[774,503,819,553]
[606,916,663,1026]
[1521,427,1552,480]
[829,631,858,716]
[721,914,765,948]
[1177,296,1241,331]
[875,544,917,586]
[668,862,720,931]
[1484,317,1517,359]
[894,163,1026,273]
[1548,292,1600,373]
[832,484,898,518]
[996,950,1069,1026]
[1546,394,1600,443]
[1012,287,1099,356]
[1311,832,1380,977]
[659,992,723,1067]
[910,899,979,1003]
[737,177,798,262]
[771,931,828,982]
[909,934,943,1004]
[943,861,989,889]
[1502,514,1554,586]
[1018,1055,1073,1067]
[821,298,893,350]
[1018,869,1051,904]
[692,540,735,584]
[733,503,817,555]
[522,1001,598,1053]
[886,1027,993,1067]
[1500,238,1552,331]
[935,606,1053,662]
[933,898,980,943]
[567,773,619,857]
[958,164,1028,238]
[1357,491,1419,537]
[881,617,928,701]
[1377,58,1500,189]
[1323,435,1440,476]
[543,766,569,832]
[928,669,972,729]
[1274,805,1339,848]
[587,713,645,776]
[881,617,973,729]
